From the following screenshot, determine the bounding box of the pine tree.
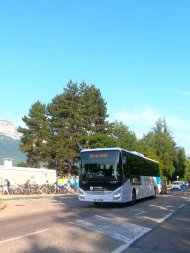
[138,117,177,179]
[47,81,109,176]
[18,101,50,168]
[78,82,109,147]
[47,81,80,175]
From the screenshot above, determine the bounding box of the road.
[0,190,189,253]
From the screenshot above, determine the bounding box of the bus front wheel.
[152,188,157,199]
[130,190,136,205]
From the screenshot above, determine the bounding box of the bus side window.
[122,156,127,164]
[131,176,142,185]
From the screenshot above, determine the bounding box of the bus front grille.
[86,191,111,195]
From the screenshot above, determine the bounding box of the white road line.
[134,210,146,216]
[141,212,174,223]
[130,208,146,216]
[70,215,151,253]
[178,204,185,208]
[0,228,50,244]
[111,243,129,253]
[157,212,173,223]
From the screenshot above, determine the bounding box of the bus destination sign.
[89,153,109,159]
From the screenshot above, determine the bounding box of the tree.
[109,121,137,150]
[138,117,177,179]
[47,81,109,176]
[78,82,109,147]
[18,101,50,168]
[184,158,190,180]
[88,133,116,148]
[47,81,80,175]
[173,147,186,181]
[138,132,161,163]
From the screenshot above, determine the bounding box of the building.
[0,158,57,186]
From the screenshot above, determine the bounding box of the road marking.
[134,210,146,216]
[129,208,146,216]
[142,212,174,223]
[70,215,151,253]
[178,204,185,208]
[157,212,173,223]
[111,243,129,253]
[0,228,50,244]
[132,209,146,216]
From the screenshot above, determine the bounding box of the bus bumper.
[79,188,123,203]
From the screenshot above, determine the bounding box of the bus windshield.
[80,150,122,181]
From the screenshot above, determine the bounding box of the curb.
[0,202,6,210]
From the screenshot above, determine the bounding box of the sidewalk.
[0,194,56,211]
[0,193,55,211]
[0,201,6,210]
[0,192,78,211]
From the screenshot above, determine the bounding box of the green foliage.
[18,101,50,167]
[184,158,190,180]
[137,132,161,162]
[173,147,186,180]
[88,133,116,148]
[137,117,177,179]
[47,81,81,172]
[109,121,137,150]
[46,81,109,175]
[17,82,188,181]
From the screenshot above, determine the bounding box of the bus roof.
[80,147,159,164]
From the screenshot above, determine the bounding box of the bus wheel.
[130,190,136,205]
[152,188,157,199]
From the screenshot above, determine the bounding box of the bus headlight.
[79,189,85,199]
[113,190,121,200]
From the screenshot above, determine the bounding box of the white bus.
[79,147,160,205]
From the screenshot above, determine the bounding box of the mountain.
[0,120,26,165]
[0,120,22,140]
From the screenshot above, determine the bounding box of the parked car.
[171,181,185,190]
[160,179,167,194]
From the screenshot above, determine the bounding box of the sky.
[0,0,190,155]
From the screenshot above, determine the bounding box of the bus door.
[131,176,143,199]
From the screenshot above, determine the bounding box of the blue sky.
[0,0,190,155]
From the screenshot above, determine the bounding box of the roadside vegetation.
[17,81,190,183]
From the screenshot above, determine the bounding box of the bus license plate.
[94,199,103,202]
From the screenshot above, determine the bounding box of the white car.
[171,181,184,190]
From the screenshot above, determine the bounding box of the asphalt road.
[0,190,189,253]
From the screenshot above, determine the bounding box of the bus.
[79,147,160,205]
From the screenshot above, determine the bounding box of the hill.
[0,134,26,166]
[0,120,21,140]
[0,120,26,165]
